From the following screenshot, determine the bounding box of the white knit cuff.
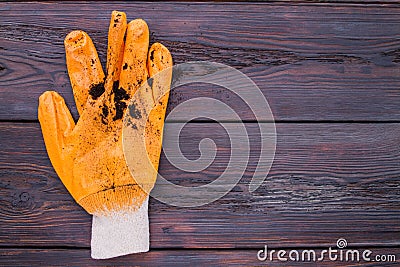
[90,197,149,259]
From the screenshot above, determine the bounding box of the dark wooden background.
[1,1,399,266]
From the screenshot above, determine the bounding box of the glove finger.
[145,43,173,172]
[65,30,105,115]
[38,91,75,188]
[147,43,173,103]
[105,10,127,91]
[123,80,155,193]
[123,43,173,193]
[118,19,149,96]
[125,43,172,129]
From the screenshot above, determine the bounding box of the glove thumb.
[38,91,75,188]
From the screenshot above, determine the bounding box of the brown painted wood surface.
[1,123,399,248]
[0,1,399,266]
[1,2,400,121]
[0,248,399,266]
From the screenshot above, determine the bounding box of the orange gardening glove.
[38,11,172,259]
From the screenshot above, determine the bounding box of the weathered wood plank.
[0,248,399,266]
[0,122,399,247]
[1,2,399,121]
[7,0,400,3]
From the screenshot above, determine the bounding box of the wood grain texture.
[0,122,399,248]
[0,248,399,267]
[1,1,400,264]
[1,2,400,121]
[7,0,400,3]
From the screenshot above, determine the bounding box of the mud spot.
[128,103,142,119]
[113,83,129,102]
[150,50,155,61]
[147,77,153,88]
[114,102,127,120]
[101,104,109,125]
[112,81,129,120]
[89,82,105,100]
